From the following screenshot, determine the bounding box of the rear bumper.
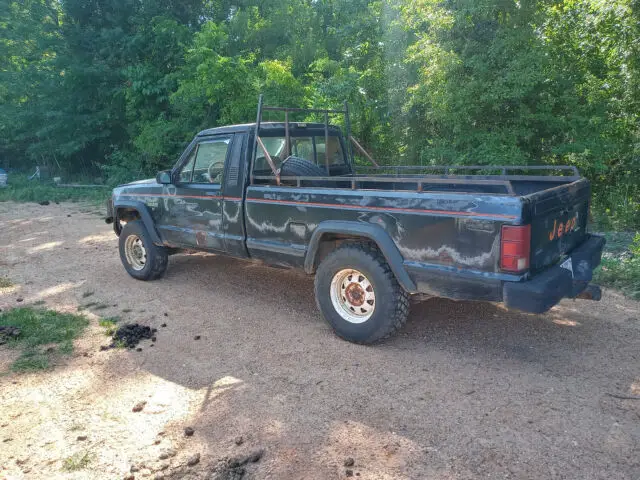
[503,234,606,313]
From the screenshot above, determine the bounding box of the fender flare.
[113,199,162,245]
[304,220,417,293]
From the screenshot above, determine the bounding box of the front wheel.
[314,244,409,344]
[119,220,168,281]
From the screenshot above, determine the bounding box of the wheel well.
[114,207,141,236]
[117,207,141,222]
[310,233,377,272]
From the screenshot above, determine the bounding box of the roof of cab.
[197,122,342,137]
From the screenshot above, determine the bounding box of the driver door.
[160,135,233,250]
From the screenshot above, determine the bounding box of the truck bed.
[249,163,589,285]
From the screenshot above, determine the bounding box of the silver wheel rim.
[330,269,375,324]
[124,235,147,271]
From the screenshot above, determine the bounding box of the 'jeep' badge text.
[549,213,579,241]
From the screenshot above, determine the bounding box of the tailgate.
[525,179,590,272]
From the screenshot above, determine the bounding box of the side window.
[178,148,197,183]
[192,137,231,183]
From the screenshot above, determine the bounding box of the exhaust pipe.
[576,284,602,301]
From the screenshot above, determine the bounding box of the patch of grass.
[0,307,89,372]
[32,300,46,306]
[99,317,119,336]
[0,174,108,206]
[0,277,14,288]
[62,450,94,472]
[12,351,50,371]
[594,232,640,300]
[81,290,95,298]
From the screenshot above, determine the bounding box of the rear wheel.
[119,220,168,281]
[314,244,409,344]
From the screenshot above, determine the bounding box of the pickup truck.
[106,98,605,344]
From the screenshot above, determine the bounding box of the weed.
[82,290,95,298]
[32,300,46,306]
[62,450,94,471]
[594,232,640,300]
[0,277,13,288]
[0,307,89,372]
[92,303,109,311]
[121,308,132,313]
[99,317,119,336]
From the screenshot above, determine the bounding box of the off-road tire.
[314,243,409,344]
[119,220,168,281]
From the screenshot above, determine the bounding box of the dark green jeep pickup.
[106,98,605,344]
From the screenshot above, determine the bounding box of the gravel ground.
[0,201,638,480]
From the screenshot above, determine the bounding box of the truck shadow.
[166,252,634,373]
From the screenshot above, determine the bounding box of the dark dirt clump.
[209,449,264,480]
[110,323,156,349]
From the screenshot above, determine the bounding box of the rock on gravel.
[132,401,147,413]
[344,457,355,467]
[187,453,200,466]
[184,427,195,437]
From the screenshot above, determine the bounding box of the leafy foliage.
[0,0,639,226]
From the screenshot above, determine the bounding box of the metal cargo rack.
[250,96,581,196]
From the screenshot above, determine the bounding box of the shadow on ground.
[104,253,640,479]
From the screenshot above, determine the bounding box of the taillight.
[501,225,531,273]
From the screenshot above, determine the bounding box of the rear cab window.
[255,133,345,172]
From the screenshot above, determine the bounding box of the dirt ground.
[0,201,638,480]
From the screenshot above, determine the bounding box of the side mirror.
[156,170,172,185]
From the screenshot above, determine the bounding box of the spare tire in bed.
[279,156,328,187]
[280,156,327,177]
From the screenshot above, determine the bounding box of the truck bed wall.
[244,186,524,281]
